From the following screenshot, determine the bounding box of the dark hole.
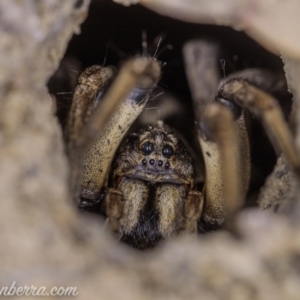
[48,0,291,210]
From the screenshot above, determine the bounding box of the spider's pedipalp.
[219,80,300,183]
[182,190,203,234]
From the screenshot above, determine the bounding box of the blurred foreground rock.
[116,0,300,60]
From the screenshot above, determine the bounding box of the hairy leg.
[219,80,300,182]
[183,40,250,228]
[81,57,161,201]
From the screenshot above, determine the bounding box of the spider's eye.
[162,145,174,158]
[141,142,154,155]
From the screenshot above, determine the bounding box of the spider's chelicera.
[65,39,300,249]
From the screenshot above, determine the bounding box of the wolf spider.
[65,39,300,250]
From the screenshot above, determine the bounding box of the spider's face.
[110,123,199,249]
[113,124,194,187]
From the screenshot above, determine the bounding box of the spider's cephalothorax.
[108,123,202,249]
[114,123,193,186]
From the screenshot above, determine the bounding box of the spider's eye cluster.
[141,142,154,155]
[162,145,174,158]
